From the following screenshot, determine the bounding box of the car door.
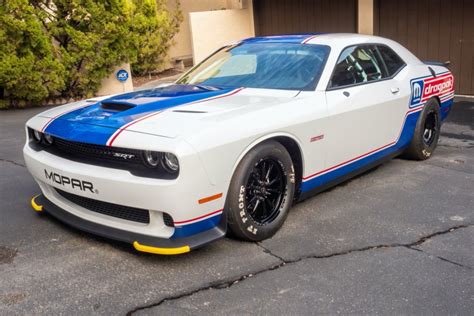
[324,44,408,173]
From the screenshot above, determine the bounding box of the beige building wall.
[189,7,255,63]
[96,64,134,96]
[167,0,228,61]
[358,0,374,35]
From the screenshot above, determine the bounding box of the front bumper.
[23,138,225,235]
[23,131,229,253]
[32,194,226,254]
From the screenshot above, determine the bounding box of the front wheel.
[226,141,295,241]
[403,98,441,160]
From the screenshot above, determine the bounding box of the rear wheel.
[226,141,295,241]
[403,98,441,160]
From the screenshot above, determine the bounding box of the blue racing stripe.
[440,97,454,121]
[172,215,222,239]
[44,85,236,145]
[241,33,323,44]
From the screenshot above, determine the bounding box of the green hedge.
[0,0,181,109]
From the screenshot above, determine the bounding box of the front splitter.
[31,194,226,255]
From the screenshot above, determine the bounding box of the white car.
[25,34,454,255]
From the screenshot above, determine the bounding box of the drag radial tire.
[403,98,441,160]
[226,141,295,241]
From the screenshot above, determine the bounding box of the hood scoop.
[101,101,136,112]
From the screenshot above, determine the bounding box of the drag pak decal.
[410,72,454,108]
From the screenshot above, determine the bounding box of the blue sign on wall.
[116,69,129,82]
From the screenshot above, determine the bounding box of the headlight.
[33,130,43,143]
[162,152,179,173]
[143,150,161,168]
[44,133,54,145]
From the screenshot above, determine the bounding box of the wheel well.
[270,136,303,200]
[432,96,441,107]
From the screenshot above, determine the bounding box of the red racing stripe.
[106,110,163,146]
[41,104,91,132]
[174,209,223,226]
[106,87,244,147]
[302,105,424,181]
[302,35,318,44]
[185,87,244,105]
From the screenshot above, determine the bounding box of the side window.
[377,45,405,77]
[329,45,384,88]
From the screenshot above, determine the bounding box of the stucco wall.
[167,0,228,61]
[189,8,255,64]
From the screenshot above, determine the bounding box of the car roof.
[242,33,392,45]
[240,33,421,64]
[241,34,323,44]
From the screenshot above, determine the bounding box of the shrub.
[0,0,65,106]
[35,0,137,98]
[0,0,181,108]
[131,0,182,76]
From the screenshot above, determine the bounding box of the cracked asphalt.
[0,99,473,315]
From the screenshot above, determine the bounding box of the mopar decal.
[44,169,96,193]
[411,81,424,105]
[410,73,454,107]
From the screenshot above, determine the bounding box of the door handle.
[391,87,400,94]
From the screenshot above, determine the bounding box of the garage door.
[375,0,474,95]
[253,0,357,36]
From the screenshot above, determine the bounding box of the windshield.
[177,43,330,91]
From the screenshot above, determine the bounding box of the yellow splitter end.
[133,241,190,255]
[31,195,43,212]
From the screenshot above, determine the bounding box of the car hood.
[39,85,299,143]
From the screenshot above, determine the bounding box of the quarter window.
[376,45,406,77]
[329,45,383,88]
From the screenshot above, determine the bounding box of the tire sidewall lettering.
[237,185,255,234]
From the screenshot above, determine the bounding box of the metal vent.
[163,213,174,227]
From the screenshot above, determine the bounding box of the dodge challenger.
[25,34,454,254]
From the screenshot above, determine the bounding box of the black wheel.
[403,98,441,160]
[225,141,295,241]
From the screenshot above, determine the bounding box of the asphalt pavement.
[0,100,473,315]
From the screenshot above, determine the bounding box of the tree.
[0,0,65,107]
[0,0,181,108]
[34,0,135,98]
[131,0,182,76]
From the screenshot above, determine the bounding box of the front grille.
[52,137,143,165]
[56,189,150,224]
[27,128,178,179]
